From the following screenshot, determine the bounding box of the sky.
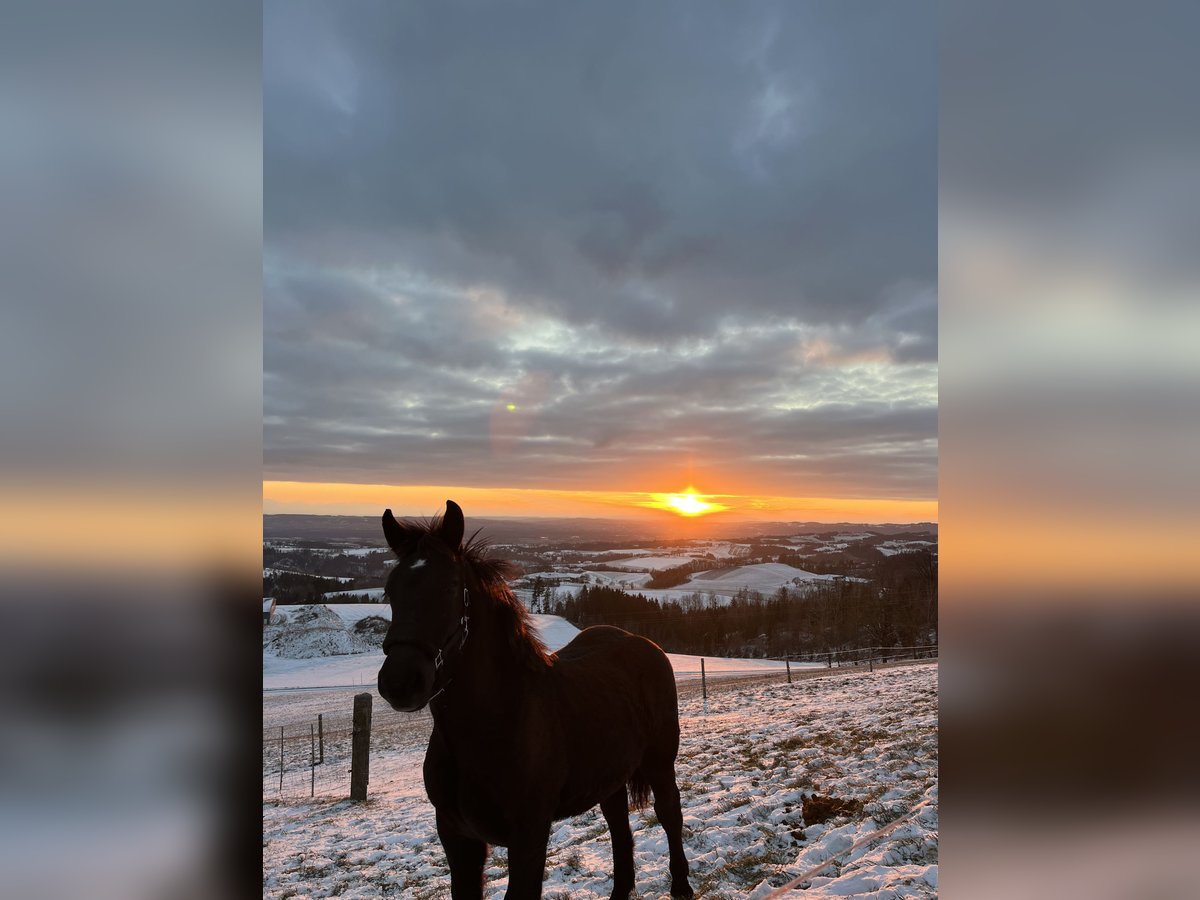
[264,1,936,523]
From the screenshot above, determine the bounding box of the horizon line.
[263,480,938,525]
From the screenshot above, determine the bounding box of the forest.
[542,550,936,658]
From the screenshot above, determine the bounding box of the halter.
[426,584,470,704]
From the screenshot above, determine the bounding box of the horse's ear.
[440,499,465,549]
[382,508,417,557]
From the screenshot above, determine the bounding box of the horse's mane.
[407,514,552,672]
[462,529,552,672]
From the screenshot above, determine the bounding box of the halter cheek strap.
[427,585,470,703]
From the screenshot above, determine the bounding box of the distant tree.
[530,576,546,612]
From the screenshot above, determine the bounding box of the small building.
[263,596,276,626]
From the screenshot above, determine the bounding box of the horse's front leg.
[503,819,551,900]
[437,813,488,900]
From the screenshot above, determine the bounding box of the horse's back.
[555,625,674,679]
[551,625,678,731]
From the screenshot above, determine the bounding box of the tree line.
[542,550,936,659]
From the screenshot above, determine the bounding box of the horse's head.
[376,500,469,712]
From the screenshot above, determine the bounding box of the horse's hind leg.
[648,768,694,898]
[600,787,635,899]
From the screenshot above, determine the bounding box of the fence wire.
[263,646,936,803]
[263,707,435,802]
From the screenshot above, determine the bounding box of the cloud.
[264,1,936,503]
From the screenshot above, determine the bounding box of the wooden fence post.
[310,723,316,798]
[700,658,707,700]
[318,714,324,765]
[350,692,373,802]
[786,658,792,684]
[827,652,832,669]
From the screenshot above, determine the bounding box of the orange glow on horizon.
[263,480,937,525]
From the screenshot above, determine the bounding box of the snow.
[263,607,817,691]
[317,603,389,626]
[263,604,382,659]
[876,541,936,557]
[324,587,387,600]
[692,541,752,559]
[528,613,582,650]
[265,568,356,582]
[322,561,864,610]
[579,570,653,589]
[568,548,657,556]
[605,556,697,571]
[263,663,938,898]
[685,563,843,593]
[666,654,820,680]
[265,545,390,558]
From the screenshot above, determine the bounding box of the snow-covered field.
[263,608,814,691]
[875,542,936,558]
[263,663,938,898]
[320,559,869,609]
[687,563,845,592]
[606,556,698,571]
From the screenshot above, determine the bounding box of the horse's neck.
[430,592,540,741]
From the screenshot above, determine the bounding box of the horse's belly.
[444,781,515,845]
[552,757,639,820]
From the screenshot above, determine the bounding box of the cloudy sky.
[264,1,936,521]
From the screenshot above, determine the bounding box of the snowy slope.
[263,663,938,899]
[579,570,653,589]
[606,555,696,571]
[528,613,581,650]
[263,608,816,691]
[686,563,842,593]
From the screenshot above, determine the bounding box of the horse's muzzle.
[377,646,435,712]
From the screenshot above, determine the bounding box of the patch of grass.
[578,822,609,842]
[695,846,794,895]
[783,774,815,792]
[710,796,745,816]
[741,746,768,771]
[774,735,808,754]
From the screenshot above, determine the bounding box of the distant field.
[263,606,815,692]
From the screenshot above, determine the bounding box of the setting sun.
[666,490,711,516]
[650,486,726,517]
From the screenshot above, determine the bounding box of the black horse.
[377,500,694,899]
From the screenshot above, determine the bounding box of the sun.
[666,490,711,516]
[650,486,727,517]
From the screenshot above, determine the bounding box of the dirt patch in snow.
[802,793,864,825]
[353,615,390,645]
